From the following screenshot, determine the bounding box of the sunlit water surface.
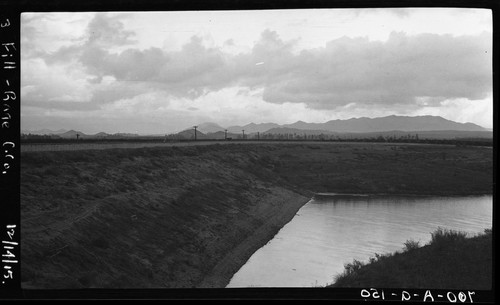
[226,194,492,287]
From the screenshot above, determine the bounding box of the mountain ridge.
[282,115,487,133]
[22,115,489,138]
[203,115,488,134]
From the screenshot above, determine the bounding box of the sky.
[21,8,493,134]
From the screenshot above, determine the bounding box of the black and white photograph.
[1,0,495,301]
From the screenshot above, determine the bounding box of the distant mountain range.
[22,129,140,139]
[193,115,488,134]
[22,128,69,135]
[227,122,281,134]
[22,115,491,140]
[281,115,487,132]
[196,122,281,134]
[170,115,491,140]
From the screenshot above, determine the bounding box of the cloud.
[359,8,411,18]
[256,31,492,109]
[85,13,136,47]
[81,46,167,82]
[411,95,493,128]
[77,31,228,98]
[21,57,93,106]
[21,12,492,133]
[32,14,493,110]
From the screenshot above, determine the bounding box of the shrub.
[430,227,467,245]
[368,253,381,264]
[333,259,366,285]
[403,239,421,251]
[343,259,364,275]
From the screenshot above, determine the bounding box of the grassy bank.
[20,143,493,288]
[328,228,493,290]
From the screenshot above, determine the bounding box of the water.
[226,194,493,288]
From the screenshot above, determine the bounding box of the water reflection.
[227,195,492,288]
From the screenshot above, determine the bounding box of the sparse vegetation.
[329,228,492,289]
[21,143,492,288]
[403,239,421,251]
[430,227,468,245]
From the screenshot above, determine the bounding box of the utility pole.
[76,133,79,140]
[193,126,197,141]
[224,129,227,140]
[242,130,245,140]
[257,132,260,140]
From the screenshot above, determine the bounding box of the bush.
[430,227,468,245]
[333,259,365,285]
[343,259,364,275]
[403,239,421,251]
[369,253,383,264]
